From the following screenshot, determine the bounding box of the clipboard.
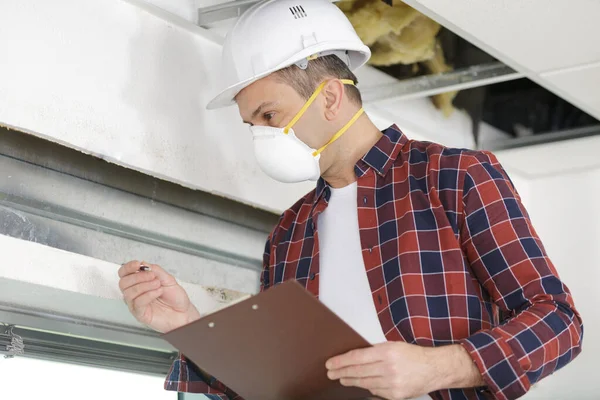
[162,280,377,400]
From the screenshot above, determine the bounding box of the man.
[118,0,583,399]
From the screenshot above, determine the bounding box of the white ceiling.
[402,0,600,121]
[542,62,600,115]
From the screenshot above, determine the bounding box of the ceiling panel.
[541,63,600,119]
[403,0,600,73]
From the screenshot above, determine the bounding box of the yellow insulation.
[338,0,456,116]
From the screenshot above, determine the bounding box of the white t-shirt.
[318,182,387,345]
[318,182,432,400]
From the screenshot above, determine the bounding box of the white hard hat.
[206,0,371,110]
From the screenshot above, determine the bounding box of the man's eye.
[263,112,275,121]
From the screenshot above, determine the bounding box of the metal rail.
[361,62,524,103]
[0,321,175,376]
[0,127,272,278]
[0,302,172,352]
[0,125,267,360]
[486,124,600,152]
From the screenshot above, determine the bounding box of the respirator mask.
[250,79,364,183]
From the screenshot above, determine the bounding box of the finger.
[339,376,386,391]
[118,260,144,278]
[118,270,156,292]
[326,347,382,370]
[327,362,383,380]
[131,287,164,313]
[369,389,393,400]
[146,263,178,287]
[122,279,161,304]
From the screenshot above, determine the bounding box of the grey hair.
[273,54,362,105]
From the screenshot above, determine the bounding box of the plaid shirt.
[165,125,583,400]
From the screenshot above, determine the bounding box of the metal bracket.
[197,0,341,26]
[197,0,261,26]
[0,324,25,358]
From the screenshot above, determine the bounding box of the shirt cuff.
[460,330,530,400]
[164,354,225,396]
[164,379,223,394]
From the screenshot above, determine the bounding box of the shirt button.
[363,196,368,205]
[309,272,316,281]
[378,294,383,304]
[369,247,373,253]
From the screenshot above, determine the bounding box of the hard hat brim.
[206,69,275,110]
[206,42,371,110]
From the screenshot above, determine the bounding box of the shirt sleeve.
[163,235,273,398]
[458,152,583,400]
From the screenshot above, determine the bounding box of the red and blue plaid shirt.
[165,125,583,400]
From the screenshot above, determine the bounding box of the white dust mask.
[250,79,364,183]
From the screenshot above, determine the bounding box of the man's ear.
[322,80,345,121]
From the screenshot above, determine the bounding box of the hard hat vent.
[289,5,307,19]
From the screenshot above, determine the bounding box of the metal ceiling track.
[361,62,524,103]
[0,127,273,275]
[0,320,175,376]
[487,124,600,151]
[0,302,172,354]
[0,126,271,369]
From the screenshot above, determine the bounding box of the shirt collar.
[315,125,407,201]
[356,124,407,178]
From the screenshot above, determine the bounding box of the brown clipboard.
[162,280,377,400]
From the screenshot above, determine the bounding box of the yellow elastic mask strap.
[283,79,356,134]
[313,107,364,157]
